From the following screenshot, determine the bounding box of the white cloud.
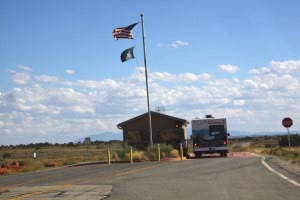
[248,69,260,74]
[65,69,75,75]
[269,60,300,74]
[248,60,300,75]
[35,75,59,83]
[11,72,31,84]
[218,64,239,74]
[18,65,32,71]
[2,60,300,144]
[0,85,95,115]
[171,40,189,48]
[233,99,245,106]
[131,67,212,83]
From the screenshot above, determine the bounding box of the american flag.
[112,23,138,40]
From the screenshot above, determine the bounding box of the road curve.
[1,157,300,200]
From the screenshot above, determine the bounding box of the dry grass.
[124,151,148,161]
[228,142,253,152]
[1,142,186,175]
[229,137,300,164]
[262,147,300,164]
[0,143,123,174]
[170,149,179,158]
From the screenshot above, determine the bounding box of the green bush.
[160,144,174,157]
[18,160,27,166]
[146,145,158,160]
[63,160,77,166]
[117,144,130,159]
[3,153,11,158]
[146,144,175,160]
[147,150,157,161]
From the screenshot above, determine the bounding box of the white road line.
[261,156,300,187]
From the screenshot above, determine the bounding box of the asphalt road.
[1,156,300,200]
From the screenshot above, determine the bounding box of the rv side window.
[210,131,221,136]
[209,125,225,136]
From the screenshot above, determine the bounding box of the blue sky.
[1,0,300,144]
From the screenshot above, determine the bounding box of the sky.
[1,0,300,144]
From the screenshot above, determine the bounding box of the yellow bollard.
[130,146,133,164]
[107,146,111,166]
[180,143,183,161]
[157,144,160,161]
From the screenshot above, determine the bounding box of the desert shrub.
[265,144,277,148]
[111,152,120,161]
[230,142,254,152]
[146,145,158,160]
[170,149,179,158]
[264,147,300,163]
[146,144,175,160]
[117,150,125,159]
[116,144,130,159]
[279,134,300,147]
[63,160,77,166]
[95,155,105,161]
[125,151,146,162]
[44,161,57,167]
[147,150,157,161]
[3,153,11,158]
[18,160,26,166]
[160,144,174,157]
[148,152,157,160]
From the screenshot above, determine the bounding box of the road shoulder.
[263,156,300,185]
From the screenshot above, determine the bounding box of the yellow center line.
[113,163,166,177]
[77,161,175,184]
[8,184,72,200]
[9,191,44,200]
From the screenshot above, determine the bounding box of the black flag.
[121,47,135,62]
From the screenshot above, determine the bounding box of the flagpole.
[140,13,153,147]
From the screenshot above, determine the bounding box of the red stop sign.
[282,117,293,128]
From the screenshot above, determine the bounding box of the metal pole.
[130,146,133,164]
[287,128,291,149]
[157,144,160,161]
[140,13,153,147]
[107,146,111,166]
[180,143,183,161]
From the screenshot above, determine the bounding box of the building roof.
[117,111,189,129]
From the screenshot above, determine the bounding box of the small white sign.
[33,152,37,158]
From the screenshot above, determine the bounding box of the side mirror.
[227,133,230,137]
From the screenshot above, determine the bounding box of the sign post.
[282,117,293,149]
